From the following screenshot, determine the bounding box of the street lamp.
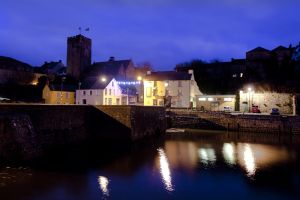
[101,77,106,82]
[137,76,142,81]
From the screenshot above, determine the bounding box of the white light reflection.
[222,143,236,165]
[158,148,174,192]
[198,148,216,165]
[98,176,109,197]
[243,144,256,177]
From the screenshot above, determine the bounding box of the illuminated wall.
[43,85,75,104]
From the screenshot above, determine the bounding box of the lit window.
[240,73,243,77]
[224,98,233,102]
[232,74,237,78]
[208,97,214,101]
[83,91,86,96]
[146,87,152,97]
[66,92,69,99]
[198,98,206,101]
[105,98,107,105]
[112,81,114,87]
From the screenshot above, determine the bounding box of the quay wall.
[0,104,166,162]
[169,109,300,134]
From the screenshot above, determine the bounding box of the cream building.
[143,70,201,108]
[196,95,236,111]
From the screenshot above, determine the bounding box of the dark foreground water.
[1,132,300,200]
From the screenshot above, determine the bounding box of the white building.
[76,77,139,105]
[143,70,202,108]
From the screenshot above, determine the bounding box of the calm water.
[1,132,300,200]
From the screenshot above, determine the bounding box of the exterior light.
[137,76,142,81]
[164,82,169,87]
[101,77,106,82]
[240,90,243,94]
[248,87,252,92]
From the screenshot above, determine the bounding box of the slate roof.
[247,47,270,53]
[35,61,66,74]
[80,76,113,90]
[85,59,132,79]
[145,71,192,81]
[272,45,289,52]
[0,56,32,71]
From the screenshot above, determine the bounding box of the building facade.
[196,95,236,111]
[43,84,75,104]
[143,70,201,108]
[239,91,296,115]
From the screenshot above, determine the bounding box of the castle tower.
[67,34,91,80]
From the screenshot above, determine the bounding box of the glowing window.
[224,98,233,102]
[208,98,214,101]
[198,98,206,101]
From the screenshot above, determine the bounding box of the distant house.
[143,70,201,108]
[0,56,34,84]
[84,57,136,80]
[76,77,136,105]
[43,83,76,104]
[35,60,67,76]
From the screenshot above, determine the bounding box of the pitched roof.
[85,59,132,79]
[145,71,192,81]
[119,84,138,95]
[0,56,32,71]
[272,45,288,52]
[80,76,113,90]
[49,84,77,92]
[247,47,270,53]
[35,61,65,74]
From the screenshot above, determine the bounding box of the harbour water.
[1,132,300,200]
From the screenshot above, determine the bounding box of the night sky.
[1,0,300,70]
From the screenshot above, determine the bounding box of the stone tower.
[67,34,91,80]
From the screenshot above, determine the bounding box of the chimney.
[109,56,115,62]
[188,69,194,75]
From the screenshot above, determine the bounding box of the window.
[105,89,107,95]
[146,87,152,97]
[66,92,69,99]
[90,90,92,95]
[198,98,206,101]
[109,89,111,95]
[154,81,157,87]
[178,81,182,87]
[208,97,214,101]
[83,91,86,96]
[178,89,182,96]
[82,99,86,104]
[240,73,243,77]
[153,88,157,96]
[232,74,237,78]
[153,99,157,106]
[165,89,169,96]
[105,98,107,105]
[116,98,120,105]
[108,98,112,105]
[224,97,233,102]
[57,92,60,98]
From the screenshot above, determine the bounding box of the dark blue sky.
[1,0,300,70]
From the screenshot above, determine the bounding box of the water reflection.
[243,144,256,177]
[222,143,236,165]
[98,176,109,197]
[157,148,174,192]
[198,148,216,165]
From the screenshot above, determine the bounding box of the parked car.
[251,105,261,113]
[270,108,280,115]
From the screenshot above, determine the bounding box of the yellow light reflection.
[222,143,236,165]
[158,148,174,192]
[198,148,216,165]
[243,144,256,177]
[98,176,109,196]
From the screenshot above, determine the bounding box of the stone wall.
[170,109,300,134]
[0,104,166,161]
